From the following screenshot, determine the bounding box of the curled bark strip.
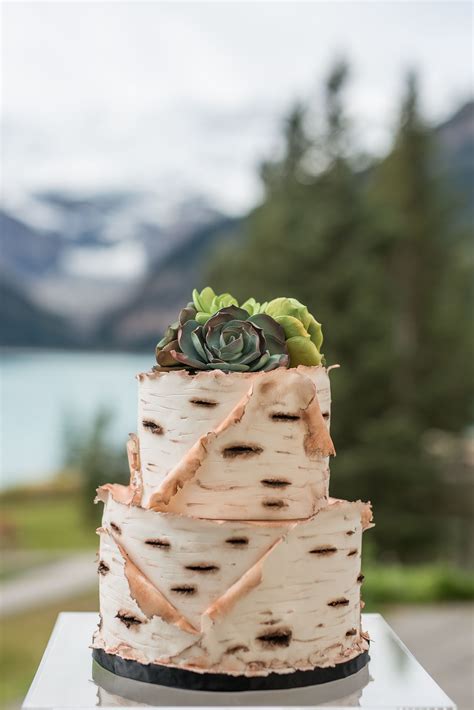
[361,503,374,531]
[257,628,292,648]
[300,383,335,458]
[96,483,137,507]
[204,539,282,622]
[127,434,141,473]
[117,543,198,635]
[142,420,164,435]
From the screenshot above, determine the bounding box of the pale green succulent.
[264,297,323,367]
[192,287,239,325]
[240,297,268,316]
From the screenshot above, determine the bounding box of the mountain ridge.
[1,100,472,350]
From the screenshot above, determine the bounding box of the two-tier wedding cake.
[92,289,372,691]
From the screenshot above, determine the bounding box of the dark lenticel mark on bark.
[322,412,330,420]
[225,645,250,654]
[346,530,355,536]
[257,628,292,648]
[222,444,263,458]
[271,413,301,421]
[225,537,249,546]
[262,499,288,509]
[110,522,121,535]
[260,478,291,488]
[116,611,143,628]
[170,585,197,595]
[346,628,357,636]
[142,420,164,435]
[327,598,350,607]
[309,546,338,555]
[357,573,365,583]
[97,560,110,575]
[184,563,219,573]
[145,538,171,549]
[189,398,218,407]
[347,548,358,557]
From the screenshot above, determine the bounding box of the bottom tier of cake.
[92,489,372,678]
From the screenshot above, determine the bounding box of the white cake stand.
[22,613,456,709]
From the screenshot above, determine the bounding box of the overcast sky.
[2,1,473,214]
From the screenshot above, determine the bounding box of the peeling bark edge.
[203,534,288,623]
[114,538,199,636]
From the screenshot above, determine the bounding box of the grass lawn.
[1,495,98,552]
[0,589,98,706]
[0,550,67,582]
[363,564,474,608]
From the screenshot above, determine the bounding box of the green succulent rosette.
[155,288,324,372]
[264,297,323,367]
[166,306,289,372]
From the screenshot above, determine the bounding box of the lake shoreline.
[0,349,152,489]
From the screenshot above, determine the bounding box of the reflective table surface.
[22,613,456,709]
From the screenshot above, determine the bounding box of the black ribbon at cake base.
[92,648,369,692]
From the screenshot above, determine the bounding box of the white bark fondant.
[138,367,333,519]
[93,364,373,678]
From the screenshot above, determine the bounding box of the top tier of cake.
[133,365,335,520]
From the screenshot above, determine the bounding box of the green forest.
[208,62,474,564]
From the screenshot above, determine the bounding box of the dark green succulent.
[155,302,197,367]
[165,306,289,372]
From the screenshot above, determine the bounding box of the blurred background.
[1,1,473,707]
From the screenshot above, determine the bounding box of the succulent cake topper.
[155,287,323,372]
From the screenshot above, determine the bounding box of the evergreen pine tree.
[207,66,472,561]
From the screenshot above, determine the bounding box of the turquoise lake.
[0,349,153,489]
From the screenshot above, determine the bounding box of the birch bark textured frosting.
[92,290,372,685]
[137,365,333,515]
[93,368,372,679]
